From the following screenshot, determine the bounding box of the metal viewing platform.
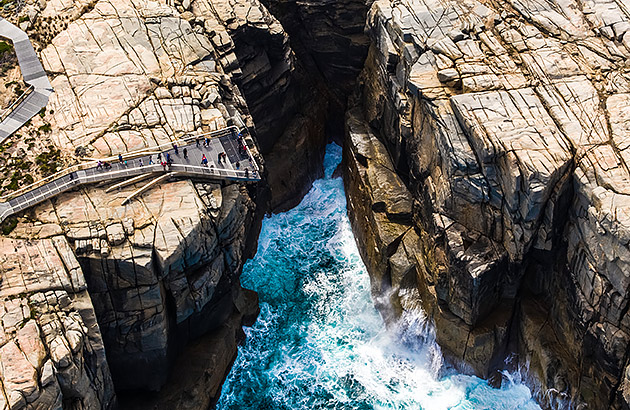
[0,126,261,223]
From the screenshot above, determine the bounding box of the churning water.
[217,144,541,410]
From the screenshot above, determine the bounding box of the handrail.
[0,84,34,123]
[7,163,259,209]
[0,162,87,201]
[0,17,53,143]
[0,125,254,202]
[0,160,261,223]
[81,125,240,163]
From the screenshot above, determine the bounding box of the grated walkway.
[0,17,53,142]
[0,126,261,222]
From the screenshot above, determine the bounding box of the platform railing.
[0,84,34,123]
[0,125,259,202]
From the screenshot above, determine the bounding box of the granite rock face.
[183,0,329,211]
[259,0,373,104]
[0,0,299,407]
[344,0,630,408]
[0,236,115,409]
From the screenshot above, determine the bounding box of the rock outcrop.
[344,0,630,408]
[183,0,329,211]
[259,0,372,104]
[0,236,115,409]
[0,0,296,407]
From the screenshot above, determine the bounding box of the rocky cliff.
[4,0,630,408]
[187,0,329,212]
[343,0,630,408]
[0,0,317,407]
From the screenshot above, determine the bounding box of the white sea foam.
[217,143,541,410]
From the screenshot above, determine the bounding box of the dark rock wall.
[259,0,373,104]
[342,1,630,409]
[193,0,330,212]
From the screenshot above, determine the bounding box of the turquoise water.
[217,144,541,410]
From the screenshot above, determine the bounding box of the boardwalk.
[0,126,261,223]
[0,17,53,142]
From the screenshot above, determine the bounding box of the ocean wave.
[217,143,541,410]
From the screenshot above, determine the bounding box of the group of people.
[98,132,256,178]
[236,134,248,157]
[196,136,212,148]
[95,160,112,170]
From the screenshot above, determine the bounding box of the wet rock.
[344,0,630,408]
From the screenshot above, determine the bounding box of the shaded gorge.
[217,143,541,410]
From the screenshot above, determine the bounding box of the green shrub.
[17,160,31,170]
[0,41,11,55]
[35,148,61,175]
[1,217,17,236]
[6,173,19,190]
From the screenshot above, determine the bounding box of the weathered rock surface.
[0,0,301,407]
[185,0,329,211]
[344,0,630,408]
[259,0,372,104]
[0,236,115,409]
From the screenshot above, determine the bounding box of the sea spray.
[217,143,541,410]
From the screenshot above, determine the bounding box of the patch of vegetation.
[38,123,52,133]
[35,147,61,176]
[1,217,17,236]
[38,107,46,117]
[6,172,20,190]
[18,16,29,24]
[0,41,16,75]
[0,41,11,55]
[16,159,31,170]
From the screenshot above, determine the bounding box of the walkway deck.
[0,17,53,143]
[0,126,261,223]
